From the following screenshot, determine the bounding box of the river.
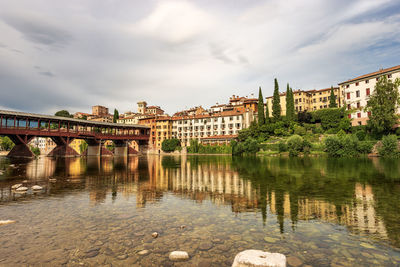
[0,155,399,266]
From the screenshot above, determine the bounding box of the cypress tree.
[285,83,292,121]
[329,86,337,108]
[113,109,119,123]
[257,87,265,125]
[289,87,295,119]
[265,99,270,122]
[272,78,281,120]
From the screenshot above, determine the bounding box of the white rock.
[15,186,28,192]
[11,184,23,189]
[0,220,16,226]
[138,250,149,256]
[49,178,57,182]
[169,251,189,261]
[151,232,159,238]
[232,250,286,267]
[32,185,43,190]
[22,180,28,183]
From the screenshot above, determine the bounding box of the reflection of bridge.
[0,110,150,157]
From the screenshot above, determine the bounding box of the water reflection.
[1,155,400,266]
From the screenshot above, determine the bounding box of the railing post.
[0,115,2,128]
[58,121,60,132]
[38,119,41,130]
[67,122,70,133]
[13,116,16,128]
[48,120,50,131]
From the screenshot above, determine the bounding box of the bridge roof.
[0,110,149,129]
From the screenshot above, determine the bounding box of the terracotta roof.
[307,87,339,93]
[201,134,238,140]
[338,65,400,85]
[171,109,244,121]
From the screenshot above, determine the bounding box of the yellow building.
[266,87,342,116]
[69,139,86,154]
[155,116,172,150]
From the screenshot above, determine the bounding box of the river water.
[0,155,400,266]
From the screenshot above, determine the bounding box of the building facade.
[339,65,400,126]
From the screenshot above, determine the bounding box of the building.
[138,115,157,149]
[171,109,254,147]
[265,87,342,116]
[118,102,165,125]
[339,65,400,126]
[92,105,109,116]
[155,116,173,149]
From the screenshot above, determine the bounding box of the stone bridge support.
[7,135,34,158]
[114,141,139,156]
[86,139,113,156]
[48,137,79,157]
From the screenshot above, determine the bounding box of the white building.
[171,110,254,147]
[339,65,400,126]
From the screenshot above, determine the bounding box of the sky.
[0,0,400,115]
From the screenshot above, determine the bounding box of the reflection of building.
[268,183,387,238]
[29,137,56,155]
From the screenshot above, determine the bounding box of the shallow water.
[0,155,400,266]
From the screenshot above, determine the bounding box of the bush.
[232,138,260,155]
[324,134,373,157]
[294,125,306,136]
[278,141,287,152]
[355,130,367,141]
[312,108,346,131]
[378,135,399,157]
[30,146,40,156]
[162,138,181,152]
[287,135,303,157]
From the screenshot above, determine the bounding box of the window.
[355,82,359,86]
[357,113,361,118]
[347,104,351,110]
[357,102,360,108]
[388,74,392,78]
[347,93,350,99]
[365,80,369,84]
[356,91,360,97]
[366,88,370,96]
[319,97,322,101]
[376,77,379,81]
[346,85,350,88]
[367,111,371,117]
[348,114,351,119]
[299,98,302,102]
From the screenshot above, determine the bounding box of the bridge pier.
[7,135,34,158]
[86,139,113,156]
[48,137,79,157]
[114,141,139,156]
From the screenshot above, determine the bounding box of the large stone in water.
[232,250,286,267]
[32,185,43,190]
[169,251,189,261]
[15,186,28,192]
[0,220,16,226]
[11,184,22,189]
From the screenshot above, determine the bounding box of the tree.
[257,87,265,125]
[0,136,14,151]
[265,99,270,122]
[329,86,337,108]
[113,109,119,123]
[162,139,181,152]
[272,78,281,121]
[286,84,295,121]
[55,110,72,118]
[365,76,400,135]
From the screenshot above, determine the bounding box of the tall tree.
[113,109,119,123]
[285,84,295,121]
[265,99,270,122]
[272,78,281,121]
[329,86,337,108]
[55,110,72,118]
[365,76,400,134]
[257,87,265,125]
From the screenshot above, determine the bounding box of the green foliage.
[257,87,265,125]
[265,99,270,122]
[232,138,260,155]
[187,139,231,154]
[294,125,306,136]
[30,146,40,156]
[162,138,181,152]
[324,135,375,157]
[378,135,399,157]
[329,86,337,108]
[287,135,303,156]
[355,130,366,141]
[278,141,288,152]
[272,78,281,121]
[113,109,119,123]
[285,85,295,122]
[312,108,346,131]
[0,136,14,151]
[365,76,400,135]
[79,141,88,154]
[55,110,72,118]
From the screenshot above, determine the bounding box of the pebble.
[179,225,186,229]
[199,242,213,251]
[11,184,22,189]
[264,236,279,243]
[138,250,149,256]
[22,180,28,183]
[169,251,189,261]
[85,249,99,258]
[49,179,57,182]
[117,254,128,260]
[32,185,43,190]
[0,220,16,226]
[15,186,28,192]
[287,256,303,267]
[151,232,159,238]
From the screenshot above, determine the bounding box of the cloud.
[0,0,399,115]
[1,11,72,48]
